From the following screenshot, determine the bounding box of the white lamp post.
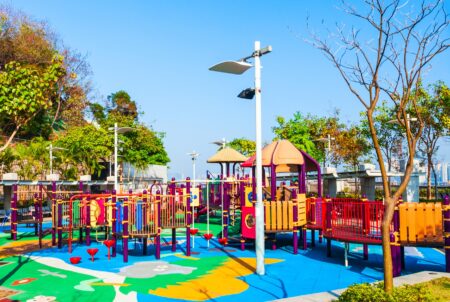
[315,134,335,169]
[187,151,200,185]
[109,123,134,192]
[46,144,67,175]
[187,151,199,248]
[209,41,272,275]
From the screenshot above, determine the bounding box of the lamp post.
[109,123,134,192]
[188,151,199,248]
[209,41,272,275]
[187,151,200,186]
[46,144,67,175]
[315,134,335,169]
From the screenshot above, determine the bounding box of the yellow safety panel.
[399,202,444,245]
[244,186,253,207]
[425,203,435,238]
[263,201,296,231]
[407,203,416,242]
[282,202,288,230]
[271,202,276,230]
[264,202,271,231]
[297,196,307,226]
[298,193,306,203]
[416,203,425,242]
[182,188,199,207]
[276,201,282,230]
[288,201,294,230]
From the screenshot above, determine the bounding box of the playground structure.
[304,195,450,275]
[57,184,195,262]
[3,139,449,276]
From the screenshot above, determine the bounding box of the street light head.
[117,127,134,134]
[209,60,253,75]
[257,45,272,56]
[238,88,255,99]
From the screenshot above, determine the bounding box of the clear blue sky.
[3,0,449,178]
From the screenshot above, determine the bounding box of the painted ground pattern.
[0,225,446,302]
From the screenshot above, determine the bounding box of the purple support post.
[240,181,245,207]
[223,182,229,239]
[292,188,298,254]
[142,190,148,256]
[271,164,276,201]
[112,190,117,257]
[38,184,43,249]
[123,197,129,263]
[302,227,307,250]
[57,194,63,249]
[226,163,230,177]
[311,230,315,247]
[170,178,177,252]
[443,195,450,273]
[51,181,56,246]
[301,165,307,194]
[86,193,91,246]
[156,190,161,259]
[252,167,256,201]
[186,177,191,256]
[122,197,129,262]
[78,182,84,243]
[11,184,17,240]
[33,192,38,236]
[363,244,369,260]
[391,205,401,277]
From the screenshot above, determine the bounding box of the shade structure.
[207,147,247,163]
[241,140,304,172]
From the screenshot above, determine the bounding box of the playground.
[0,140,449,302]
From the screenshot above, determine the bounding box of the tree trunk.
[431,164,438,200]
[427,153,432,200]
[382,196,395,291]
[0,124,21,153]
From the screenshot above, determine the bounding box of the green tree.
[107,90,138,122]
[88,92,170,180]
[417,82,450,199]
[0,147,16,175]
[228,138,256,156]
[121,126,170,180]
[14,137,49,180]
[0,7,91,138]
[272,112,320,159]
[55,125,112,176]
[0,55,65,152]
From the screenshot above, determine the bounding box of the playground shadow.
[0,255,31,286]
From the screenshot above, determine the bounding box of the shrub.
[338,282,435,302]
[338,283,386,302]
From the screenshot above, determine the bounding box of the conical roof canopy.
[241,140,305,172]
[207,147,247,163]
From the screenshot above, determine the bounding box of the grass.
[422,277,450,301]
